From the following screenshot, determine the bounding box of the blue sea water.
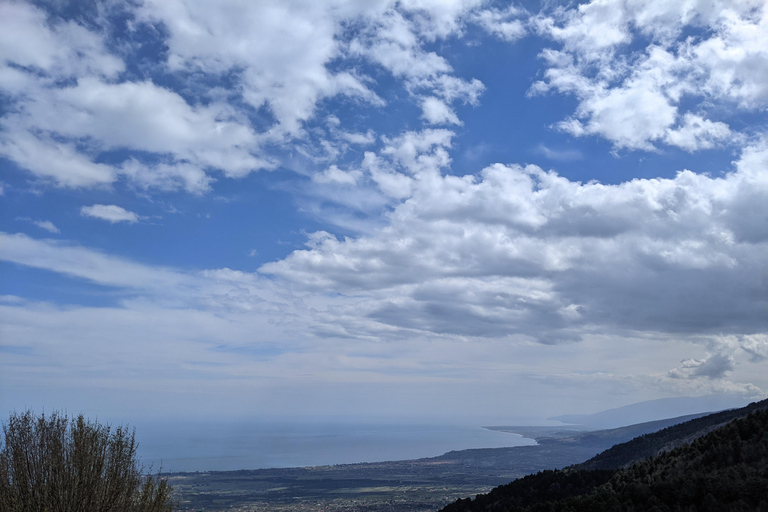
[134,421,535,473]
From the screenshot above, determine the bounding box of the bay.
[134,420,535,473]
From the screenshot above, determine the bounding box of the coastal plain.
[168,415,703,511]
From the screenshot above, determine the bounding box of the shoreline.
[142,423,535,474]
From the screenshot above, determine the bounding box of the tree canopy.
[0,410,174,512]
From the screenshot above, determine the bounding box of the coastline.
[140,423,534,474]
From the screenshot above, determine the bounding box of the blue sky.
[1,0,767,424]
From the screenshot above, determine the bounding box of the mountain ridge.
[548,394,752,428]
[440,398,768,512]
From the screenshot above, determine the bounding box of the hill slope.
[575,397,768,471]
[441,398,768,512]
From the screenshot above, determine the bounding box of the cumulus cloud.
[349,8,452,79]
[262,135,768,344]
[533,0,768,151]
[0,2,123,79]
[0,2,269,191]
[119,159,214,195]
[664,113,732,152]
[339,130,376,146]
[2,76,267,181]
[347,3,486,121]
[81,205,140,224]
[0,0,497,194]
[420,97,462,125]
[471,5,527,42]
[739,334,768,363]
[137,0,386,137]
[669,353,735,380]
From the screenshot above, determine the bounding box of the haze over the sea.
[1,0,767,429]
[135,422,533,473]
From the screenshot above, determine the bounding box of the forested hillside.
[575,398,768,471]
[441,399,768,512]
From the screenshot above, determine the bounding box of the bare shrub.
[0,410,174,512]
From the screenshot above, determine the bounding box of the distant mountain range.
[441,398,768,511]
[548,394,752,428]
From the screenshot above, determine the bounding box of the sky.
[1,0,767,426]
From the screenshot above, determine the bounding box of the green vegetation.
[162,407,767,511]
[441,399,768,512]
[0,410,175,512]
[575,398,768,471]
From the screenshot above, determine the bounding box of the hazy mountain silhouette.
[549,394,752,428]
[442,398,768,512]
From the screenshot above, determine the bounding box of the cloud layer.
[263,136,768,344]
[2,0,767,419]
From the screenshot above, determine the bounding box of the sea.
[134,420,536,473]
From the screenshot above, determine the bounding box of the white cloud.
[348,129,455,201]
[119,159,213,195]
[0,232,306,321]
[543,45,684,150]
[347,3,486,118]
[0,1,494,195]
[295,128,459,230]
[535,144,583,161]
[81,205,140,224]
[381,128,454,174]
[534,0,768,151]
[3,0,767,419]
[0,232,187,291]
[0,233,314,383]
[414,75,486,105]
[664,113,732,152]
[262,135,768,345]
[398,0,484,40]
[0,2,123,79]
[537,0,629,58]
[313,165,363,185]
[8,77,266,176]
[694,3,768,109]
[33,220,60,234]
[349,8,453,80]
[51,79,255,163]
[420,96,461,125]
[0,5,121,188]
[1,229,765,420]
[339,130,376,146]
[0,130,115,188]
[471,5,527,42]
[138,0,385,137]
[0,2,269,191]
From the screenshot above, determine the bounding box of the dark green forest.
[442,399,768,512]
